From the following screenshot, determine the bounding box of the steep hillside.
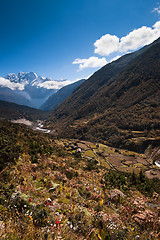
[0,100,49,121]
[46,38,160,151]
[41,79,85,111]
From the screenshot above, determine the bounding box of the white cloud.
[153,7,160,15]
[93,21,160,56]
[94,34,119,56]
[37,80,72,89]
[0,77,25,90]
[119,24,160,52]
[72,56,107,71]
[153,21,160,30]
[73,21,160,71]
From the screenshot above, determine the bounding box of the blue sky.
[0,0,160,81]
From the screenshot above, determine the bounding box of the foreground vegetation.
[0,121,160,239]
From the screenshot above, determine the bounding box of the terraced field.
[55,139,160,179]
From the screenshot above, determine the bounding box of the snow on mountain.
[6,72,38,83]
[0,72,72,108]
[4,72,71,90]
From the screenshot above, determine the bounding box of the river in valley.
[11,118,51,134]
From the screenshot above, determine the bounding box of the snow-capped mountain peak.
[0,72,72,108]
[6,72,38,84]
[4,72,71,89]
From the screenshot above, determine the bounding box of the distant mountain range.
[0,72,73,109]
[46,37,160,151]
